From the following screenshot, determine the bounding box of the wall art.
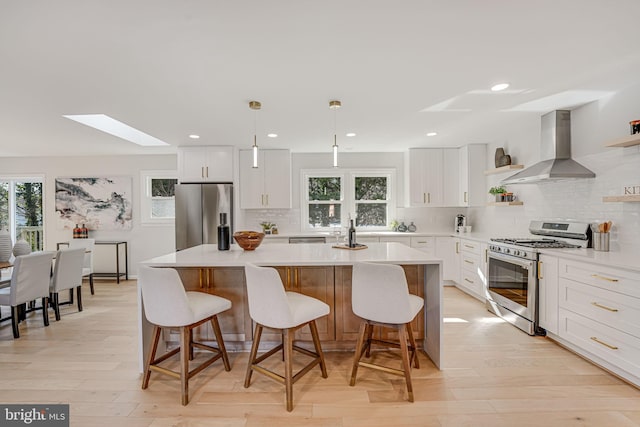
[55,177,132,230]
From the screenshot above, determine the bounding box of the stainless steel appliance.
[455,214,466,233]
[175,183,233,251]
[486,220,590,335]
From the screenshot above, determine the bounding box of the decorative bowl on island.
[233,231,265,251]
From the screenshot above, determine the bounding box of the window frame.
[139,170,177,226]
[301,168,396,232]
[0,174,46,250]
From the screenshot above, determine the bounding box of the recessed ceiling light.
[491,83,510,92]
[346,132,356,137]
[189,134,200,139]
[267,133,278,138]
[63,114,169,146]
[426,132,438,137]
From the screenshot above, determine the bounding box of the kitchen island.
[138,242,443,372]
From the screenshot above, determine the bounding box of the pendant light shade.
[329,100,341,168]
[249,100,261,168]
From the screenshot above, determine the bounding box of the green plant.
[259,221,275,230]
[489,186,507,195]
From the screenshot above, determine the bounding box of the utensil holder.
[593,232,610,252]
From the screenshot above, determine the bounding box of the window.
[0,176,45,251]
[302,169,395,231]
[140,171,177,225]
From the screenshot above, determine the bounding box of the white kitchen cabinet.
[178,146,234,183]
[459,144,487,207]
[410,236,436,257]
[239,149,291,209]
[407,145,486,208]
[537,254,559,334]
[435,236,460,283]
[456,238,484,300]
[554,258,640,387]
[408,148,444,207]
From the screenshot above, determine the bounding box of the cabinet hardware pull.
[205,166,209,178]
[417,241,427,244]
[464,278,474,284]
[464,192,468,203]
[591,302,619,312]
[423,193,426,204]
[464,244,474,249]
[261,194,264,205]
[265,194,269,206]
[538,261,543,280]
[591,274,619,282]
[455,242,459,254]
[464,260,473,264]
[427,193,431,203]
[590,336,618,350]
[201,166,205,178]
[485,249,488,263]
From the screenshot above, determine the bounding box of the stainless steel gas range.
[486,220,591,335]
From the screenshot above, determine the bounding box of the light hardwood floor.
[1,280,639,426]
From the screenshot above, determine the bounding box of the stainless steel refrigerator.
[175,183,234,251]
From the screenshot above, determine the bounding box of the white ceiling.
[2,1,640,158]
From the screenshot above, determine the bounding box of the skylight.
[63,114,169,146]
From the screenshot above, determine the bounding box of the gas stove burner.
[490,237,581,249]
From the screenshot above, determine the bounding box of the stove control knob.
[504,248,510,254]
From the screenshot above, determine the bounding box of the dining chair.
[349,262,424,402]
[0,251,55,338]
[138,266,232,405]
[49,247,86,321]
[68,238,95,295]
[243,262,329,412]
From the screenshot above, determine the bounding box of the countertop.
[539,247,640,273]
[141,242,443,267]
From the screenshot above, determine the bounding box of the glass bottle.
[348,219,356,248]
[407,222,417,232]
[217,213,230,251]
[397,222,408,232]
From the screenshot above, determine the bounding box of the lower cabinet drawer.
[461,253,480,273]
[457,270,484,300]
[559,308,640,379]
[460,240,481,256]
[559,278,640,338]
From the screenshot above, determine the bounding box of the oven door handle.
[488,251,535,270]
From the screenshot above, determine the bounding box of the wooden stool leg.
[76,286,83,312]
[244,324,262,388]
[189,329,194,361]
[210,315,231,371]
[309,320,327,378]
[142,326,161,389]
[180,326,190,405]
[364,323,374,357]
[406,321,419,369]
[89,274,94,295]
[349,321,368,386]
[398,324,414,402]
[284,328,294,412]
[11,306,20,338]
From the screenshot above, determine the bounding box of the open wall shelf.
[605,134,640,148]
[602,195,640,202]
[487,201,524,206]
[484,165,524,175]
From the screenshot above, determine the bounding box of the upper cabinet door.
[459,144,487,207]
[408,148,444,207]
[239,149,291,209]
[178,146,234,183]
[442,148,460,207]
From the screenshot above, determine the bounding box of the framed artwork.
[55,177,133,230]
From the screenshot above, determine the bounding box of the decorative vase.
[494,147,506,168]
[13,238,32,257]
[0,231,12,262]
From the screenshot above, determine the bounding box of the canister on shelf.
[630,119,640,135]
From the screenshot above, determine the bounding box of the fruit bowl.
[233,231,265,251]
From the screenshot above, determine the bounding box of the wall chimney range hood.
[501,110,595,184]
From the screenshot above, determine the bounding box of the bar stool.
[138,266,232,405]
[349,262,424,402]
[243,263,329,412]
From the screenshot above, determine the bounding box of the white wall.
[0,154,177,276]
[473,82,640,252]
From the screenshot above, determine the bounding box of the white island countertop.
[141,242,443,267]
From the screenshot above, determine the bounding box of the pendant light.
[329,100,341,168]
[249,100,261,168]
